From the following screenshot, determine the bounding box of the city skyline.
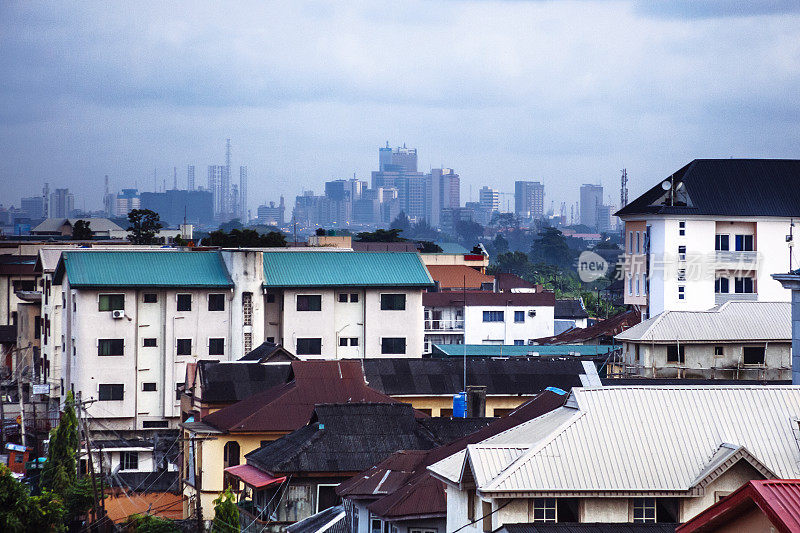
[3,2,798,214]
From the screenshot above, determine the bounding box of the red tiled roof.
[677,479,800,533]
[426,265,494,289]
[201,360,403,433]
[535,308,640,344]
[224,464,286,489]
[423,290,555,307]
[338,389,568,520]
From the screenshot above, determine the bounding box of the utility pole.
[76,392,100,529]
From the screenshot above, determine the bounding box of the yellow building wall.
[395,395,532,417]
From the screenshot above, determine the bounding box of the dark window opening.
[177,294,192,311]
[98,339,124,356]
[381,337,406,354]
[98,384,124,401]
[735,277,754,294]
[208,293,225,311]
[176,339,192,355]
[143,338,157,347]
[143,420,169,428]
[99,294,125,311]
[743,346,765,365]
[142,382,157,392]
[715,234,729,251]
[297,338,322,355]
[735,234,754,252]
[143,293,158,303]
[297,295,322,311]
[209,338,225,355]
[350,293,359,302]
[380,294,406,310]
[224,441,240,468]
[338,293,348,303]
[667,345,685,364]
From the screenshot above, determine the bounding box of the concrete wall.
[463,304,554,345]
[682,461,764,521]
[623,341,791,379]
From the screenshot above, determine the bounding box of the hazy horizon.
[2,1,799,214]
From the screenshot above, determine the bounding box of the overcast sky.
[1,1,799,215]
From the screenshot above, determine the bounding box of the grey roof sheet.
[615,301,791,343]
[554,299,589,319]
[199,360,293,403]
[451,386,800,494]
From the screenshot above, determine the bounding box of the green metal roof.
[54,251,233,288]
[262,251,434,288]
[431,344,616,358]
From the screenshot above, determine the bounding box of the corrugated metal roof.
[262,251,433,287]
[431,344,614,357]
[616,301,790,343]
[453,386,800,495]
[54,251,233,287]
[426,265,494,289]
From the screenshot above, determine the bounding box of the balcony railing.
[424,319,464,331]
[715,251,759,270]
[715,293,757,305]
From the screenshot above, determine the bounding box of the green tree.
[455,220,484,247]
[125,513,181,533]
[389,211,411,233]
[262,231,288,247]
[489,251,532,278]
[202,229,287,248]
[0,466,66,533]
[355,228,406,242]
[127,209,163,245]
[489,234,509,256]
[530,227,576,270]
[71,220,93,240]
[315,228,327,236]
[416,241,443,253]
[212,487,240,533]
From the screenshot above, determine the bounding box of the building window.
[735,234,754,251]
[380,294,406,310]
[177,294,192,311]
[735,277,754,293]
[209,338,225,356]
[120,451,138,471]
[98,294,125,312]
[678,245,686,261]
[743,346,765,365]
[715,277,730,293]
[514,310,525,323]
[242,292,253,326]
[636,277,641,296]
[636,231,641,253]
[350,293,359,303]
[677,268,686,282]
[678,220,685,236]
[176,383,184,401]
[142,382,157,392]
[678,285,685,300]
[667,345,685,364]
[715,234,730,251]
[338,293,348,303]
[98,384,124,401]
[317,484,341,513]
[97,339,124,356]
[629,231,634,254]
[370,514,382,533]
[714,346,724,357]
[381,338,406,354]
[350,337,359,346]
[514,340,524,346]
[143,338,157,347]
[532,498,556,522]
[143,420,168,428]
[208,293,225,311]
[339,337,348,347]
[266,292,276,303]
[297,294,322,311]
[628,276,633,296]
[223,441,240,468]
[297,338,322,355]
[143,293,158,303]
[483,311,504,322]
[633,498,656,523]
[176,339,192,356]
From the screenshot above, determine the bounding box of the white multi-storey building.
[616,159,800,319]
[52,248,433,430]
[423,291,555,352]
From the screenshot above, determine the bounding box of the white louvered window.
[242,292,253,326]
[633,498,656,523]
[243,332,252,354]
[532,498,556,522]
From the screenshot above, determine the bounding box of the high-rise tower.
[240,166,248,222]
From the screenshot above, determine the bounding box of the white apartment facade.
[422,292,555,352]
[617,159,800,318]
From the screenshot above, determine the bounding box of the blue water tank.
[453,392,467,418]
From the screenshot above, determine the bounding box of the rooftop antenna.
[788,219,795,272]
[620,168,628,208]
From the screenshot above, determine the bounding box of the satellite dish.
[661,180,671,190]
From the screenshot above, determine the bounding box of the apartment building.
[616,159,800,318]
[423,291,555,352]
[429,386,800,531]
[54,251,235,430]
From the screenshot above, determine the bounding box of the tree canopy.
[212,488,239,533]
[127,209,163,245]
[355,228,406,242]
[389,211,411,233]
[202,229,287,247]
[71,220,93,240]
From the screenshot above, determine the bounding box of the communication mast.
[620,168,628,208]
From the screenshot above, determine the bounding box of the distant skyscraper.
[378,143,418,172]
[187,165,195,191]
[257,197,285,226]
[208,165,225,216]
[20,196,45,220]
[479,186,500,213]
[596,204,613,233]
[240,166,248,222]
[580,184,604,229]
[114,189,140,217]
[514,181,544,219]
[428,168,460,227]
[48,188,74,218]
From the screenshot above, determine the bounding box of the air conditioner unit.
[112,310,125,319]
[528,310,536,317]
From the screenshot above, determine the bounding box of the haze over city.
[2,1,799,213]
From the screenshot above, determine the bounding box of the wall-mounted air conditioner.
[112,310,125,319]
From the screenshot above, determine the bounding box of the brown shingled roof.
[535,308,641,344]
[426,265,494,289]
[201,360,402,433]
